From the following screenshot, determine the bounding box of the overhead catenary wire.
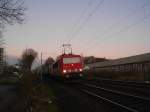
[65,0,93,44]
[67,0,105,44]
[81,1,150,52]
[83,12,150,54]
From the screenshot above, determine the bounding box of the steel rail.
[81,89,138,112]
[81,79,150,99]
[89,78,150,87]
[81,83,150,101]
[83,78,150,94]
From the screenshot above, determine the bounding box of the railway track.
[90,78,150,89]
[83,78,150,99]
[66,78,150,112]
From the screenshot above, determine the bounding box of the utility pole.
[41,52,43,81]
[0,37,5,75]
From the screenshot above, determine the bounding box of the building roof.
[88,53,150,68]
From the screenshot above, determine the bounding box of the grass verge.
[0,77,19,85]
[19,72,59,112]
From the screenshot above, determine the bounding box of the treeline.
[2,48,110,76]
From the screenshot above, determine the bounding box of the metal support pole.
[41,52,43,81]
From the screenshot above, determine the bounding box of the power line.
[68,0,105,43]
[67,0,105,43]
[82,1,150,50]
[84,12,150,53]
[65,0,93,43]
[81,1,150,52]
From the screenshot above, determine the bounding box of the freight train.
[51,53,84,78]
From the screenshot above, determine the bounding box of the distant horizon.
[6,51,150,60]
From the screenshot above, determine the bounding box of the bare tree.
[20,49,37,71]
[0,0,26,53]
[0,0,25,73]
[44,57,54,66]
[0,0,25,28]
[42,56,54,74]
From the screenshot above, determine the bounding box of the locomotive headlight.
[79,68,83,72]
[63,70,67,73]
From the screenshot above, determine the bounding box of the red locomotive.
[51,53,84,78]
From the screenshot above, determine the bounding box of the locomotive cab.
[62,55,83,77]
[52,54,84,78]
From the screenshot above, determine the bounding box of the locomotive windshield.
[63,57,81,64]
